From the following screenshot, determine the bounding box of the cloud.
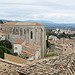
[0,0,75,23]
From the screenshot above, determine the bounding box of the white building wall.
[1,36,5,40]
[14,44,22,55]
[27,56,35,60]
[35,51,39,59]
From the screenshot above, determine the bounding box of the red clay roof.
[14,40,25,44]
[22,45,28,47]
[0,32,5,35]
[23,45,39,51]
[29,43,40,48]
[0,31,11,34]
[22,50,34,56]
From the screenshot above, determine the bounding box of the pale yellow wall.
[4,53,30,64]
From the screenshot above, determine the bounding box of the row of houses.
[14,40,41,60]
[0,32,41,60]
[48,35,75,55]
[0,22,46,61]
[53,28,75,34]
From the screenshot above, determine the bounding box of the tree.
[46,35,51,48]
[0,46,11,59]
[12,53,18,56]
[0,20,3,24]
[0,40,12,49]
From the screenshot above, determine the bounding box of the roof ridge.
[2,22,44,26]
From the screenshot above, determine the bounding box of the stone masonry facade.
[1,22,46,58]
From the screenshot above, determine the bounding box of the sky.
[0,0,75,23]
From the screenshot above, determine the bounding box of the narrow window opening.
[24,29,25,34]
[31,31,33,39]
[7,56,8,60]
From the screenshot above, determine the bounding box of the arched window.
[31,31,33,39]
[16,29,18,33]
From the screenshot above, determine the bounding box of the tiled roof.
[16,53,75,75]
[2,22,44,26]
[59,44,67,46]
[22,50,34,56]
[23,45,39,51]
[14,40,25,44]
[0,58,21,74]
[29,47,39,51]
[0,31,11,34]
[0,32,5,35]
[23,45,28,47]
[29,43,40,48]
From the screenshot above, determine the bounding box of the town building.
[1,22,46,58]
[14,40,41,60]
[48,38,75,55]
[48,35,58,40]
[0,32,5,41]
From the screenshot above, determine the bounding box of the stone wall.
[2,25,46,58]
[4,53,30,65]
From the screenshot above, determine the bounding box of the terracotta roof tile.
[29,43,40,48]
[29,43,34,45]
[59,44,67,46]
[22,50,34,56]
[0,31,11,34]
[22,45,28,47]
[34,44,40,48]
[0,32,5,35]
[23,45,39,51]
[14,40,25,44]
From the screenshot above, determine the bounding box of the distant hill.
[1,19,54,24]
[1,19,22,23]
[0,19,75,30]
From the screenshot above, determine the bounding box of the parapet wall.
[4,53,30,65]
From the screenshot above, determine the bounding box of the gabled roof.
[22,50,34,56]
[2,22,44,26]
[14,40,25,44]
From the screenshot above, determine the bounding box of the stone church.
[1,22,46,58]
